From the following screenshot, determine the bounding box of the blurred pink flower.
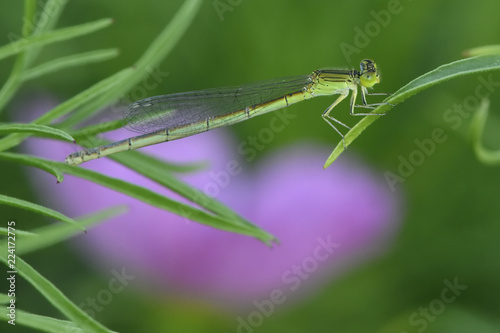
[21,97,401,309]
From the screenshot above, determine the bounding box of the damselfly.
[66,59,390,165]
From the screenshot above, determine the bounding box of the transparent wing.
[123,74,313,134]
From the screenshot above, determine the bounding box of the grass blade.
[0,206,128,255]
[0,18,113,62]
[60,160,274,242]
[463,44,500,57]
[59,0,203,128]
[0,293,9,304]
[0,67,134,152]
[0,0,37,115]
[110,151,252,224]
[9,153,274,243]
[25,0,69,67]
[0,152,65,182]
[0,308,118,333]
[0,123,74,142]
[0,227,37,236]
[69,119,123,139]
[0,194,84,231]
[0,255,114,333]
[23,48,119,81]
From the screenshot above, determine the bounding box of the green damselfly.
[66,59,390,165]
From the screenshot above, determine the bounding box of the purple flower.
[21,97,401,309]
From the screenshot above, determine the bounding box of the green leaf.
[0,227,37,236]
[464,44,500,57]
[0,293,9,304]
[0,123,75,142]
[0,308,118,333]
[25,0,69,67]
[324,54,500,168]
[59,0,204,129]
[11,206,127,255]
[0,255,114,333]
[69,119,123,139]
[0,0,38,116]
[0,1,93,115]
[60,159,274,243]
[8,152,274,243]
[0,152,65,183]
[470,98,500,165]
[0,18,113,62]
[22,0,37,38]
[0,308,119,333]
[117,149,209,174]
[23,48,119,81]
[64,137,266,233]
[33,67,133,125]
[0,194,84,231]
[111,151,251,224]
[0,67,134,152]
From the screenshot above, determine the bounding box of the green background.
[1,0,500,332]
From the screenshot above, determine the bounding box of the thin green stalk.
[470,98,500,165]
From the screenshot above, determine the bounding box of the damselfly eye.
[360,72,378,88]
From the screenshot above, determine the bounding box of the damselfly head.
[359,59,380,88]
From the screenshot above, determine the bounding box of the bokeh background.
[1,0,500,332]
